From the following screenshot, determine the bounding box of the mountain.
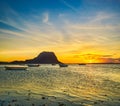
[0,51,61,64]
[25,51,61,64]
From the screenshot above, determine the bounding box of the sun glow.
[0,49,119,63]
[0,2,120,63]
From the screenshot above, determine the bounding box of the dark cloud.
[72,53,120,63]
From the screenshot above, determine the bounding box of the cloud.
[60,0,78,12]
[0,7,120,62]
[61,12,120,47]
[1,8,118,46]
[89,12,115,24]
[42,12,49,24]
[99,57,120,63]
[0,10,65,52]
[72,54,120,63]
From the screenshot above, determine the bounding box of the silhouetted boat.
[78,63,86,65]
[59,63,68,67]
[5,65,28,70]
[52,63,56,65]
[27,64,40,67]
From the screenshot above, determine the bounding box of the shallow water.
[0,64,120,106]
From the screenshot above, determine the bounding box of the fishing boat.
[78,63,86,65]
[52,63,56,66]
[5,65,28,70]
[59,63,68,67]
[27,64,40,67]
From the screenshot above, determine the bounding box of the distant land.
[0,51,61,64]
[0,51,120,64]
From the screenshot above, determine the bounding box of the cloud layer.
[0,6,120,63]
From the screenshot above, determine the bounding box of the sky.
[0,0,120,63]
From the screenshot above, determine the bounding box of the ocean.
[0,64,120,106]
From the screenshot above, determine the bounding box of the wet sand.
[0,90,120,106]
[0,91,82,106]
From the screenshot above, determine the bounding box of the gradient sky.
[0,0,120,63]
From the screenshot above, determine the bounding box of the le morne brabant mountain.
[0,51,61,64]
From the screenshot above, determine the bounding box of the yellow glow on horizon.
[0,46,119,63]
[0,8,120,64]
[0,53,119,63]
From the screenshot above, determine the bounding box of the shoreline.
[0,89,120,106]
[0,90,82,106]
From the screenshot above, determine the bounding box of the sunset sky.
[0,0,120,63]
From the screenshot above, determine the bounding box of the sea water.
[0,64,120,106]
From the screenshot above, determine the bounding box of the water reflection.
[0,64,120,106]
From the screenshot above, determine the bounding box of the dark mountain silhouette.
[25,51,61,64]
[0,51,61,64]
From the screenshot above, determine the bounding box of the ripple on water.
[0,64,120,106]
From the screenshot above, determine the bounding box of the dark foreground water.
[0,64,120,106]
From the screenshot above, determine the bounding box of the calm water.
[0,64,120,106]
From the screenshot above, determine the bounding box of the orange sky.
[0,49,119,63]
[0,1,120,63]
